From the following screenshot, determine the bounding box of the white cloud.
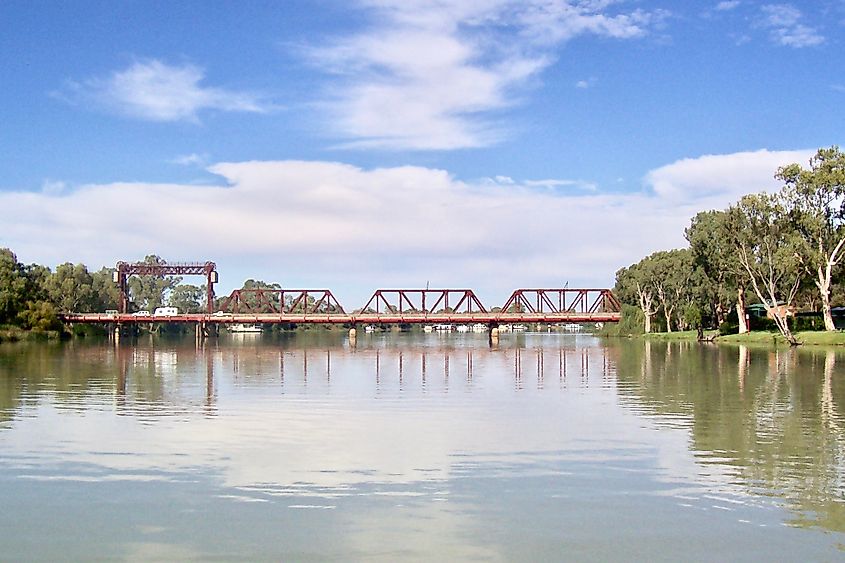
[306,0,668,150]
[715,1,741,11]
[575,77,598,89]
[171,153,210,167]
[1,150,813,302]
[644,148,814,204]
[40,180,67,195]
[66,60,269,122]
[523,178,597,191]
[759,4,824,47]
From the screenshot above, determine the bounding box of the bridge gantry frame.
[114,261,218,314]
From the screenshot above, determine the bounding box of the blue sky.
[1,1,843,303]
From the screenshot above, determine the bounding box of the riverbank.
[639,330,845,346]
[0,326,64,343]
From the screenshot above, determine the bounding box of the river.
[1,332,843,560]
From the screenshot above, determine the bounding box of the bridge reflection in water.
[113,338,613,411]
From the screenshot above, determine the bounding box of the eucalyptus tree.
[725,193,803,344]
[0,248,61,329]
[648,249,695,333]
[91,267,120,311]
[778,146,845,331]
[45,263,96,312]
[615,261,658,334]
[168,284,205,313]
[686,210,751,333]
[0,248,29,324]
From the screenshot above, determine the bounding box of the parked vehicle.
[153,307,179,316]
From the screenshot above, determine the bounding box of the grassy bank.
[641,330,702,341]
[639,330,845,346]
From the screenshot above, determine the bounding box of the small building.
[831,307,845,330]
[747,302,795,320]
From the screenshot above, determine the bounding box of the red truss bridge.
[60,259,620,326]
[62,287,621,325]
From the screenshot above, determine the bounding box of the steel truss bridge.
[60,261,621,326]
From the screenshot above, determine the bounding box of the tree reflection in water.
[610,340,845,534]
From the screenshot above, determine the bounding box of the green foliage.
[718,321,738,336]
[617,304,645,335]
[686,210,744,326]
[18,300,62,331]
[748,316,777,332]
[45,263,96,312]
[724,193,803,342]
[600,304,644,336]
[0,248,29,324]
[683,303,702,329]
[128,255,182,312]
[0,249,59,331]
[614,261,657,333]
[788,314,825,332]
[168,284,205,313]
[778,146,845,330]
[91,268,120,310]
[616,147,845,344]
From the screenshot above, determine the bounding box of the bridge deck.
[61,312,620,324]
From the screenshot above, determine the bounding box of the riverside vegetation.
[610,146,845,346]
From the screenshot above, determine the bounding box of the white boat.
[564,323,581,332]
[471,323,488,333]
[456,324,469,332]
[512,324,527,332]
[364,325,378,333]
[435,324,453,332]
[228,323,263,333]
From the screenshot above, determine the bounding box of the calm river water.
[1,332,844,561]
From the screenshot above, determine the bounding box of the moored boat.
[228,323,263,333]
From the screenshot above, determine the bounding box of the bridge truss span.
[218,289,346,315]
[360,289,487,315]
[501,289,622,315]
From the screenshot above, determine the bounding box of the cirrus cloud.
[306,0,669,150]
[61,59,270,122]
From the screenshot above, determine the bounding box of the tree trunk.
[772,310,798,345]
[817,266,836,331]
[737,287,749,334]
[644,313,651,334]
[663,308,673,333]
[715,302,725,327]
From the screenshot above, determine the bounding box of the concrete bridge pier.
[348,326,357,348]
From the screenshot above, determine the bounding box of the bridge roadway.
[61,312,621,325]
